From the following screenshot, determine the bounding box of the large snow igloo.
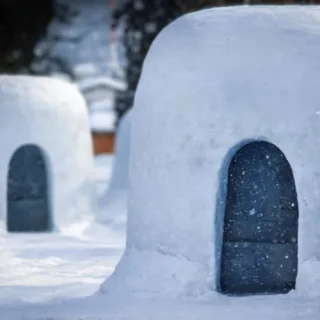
[0,75,94,232]
[100,6,320,297]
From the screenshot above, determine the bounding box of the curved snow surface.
[101,4,320,301]
[96,109,132,230]
[0,75,95,231]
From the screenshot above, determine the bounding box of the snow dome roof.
[101,6,320,298]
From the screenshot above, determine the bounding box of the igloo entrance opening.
[7,144,51,232]
[220,141,298,295]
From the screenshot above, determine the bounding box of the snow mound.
[100,5,320,300]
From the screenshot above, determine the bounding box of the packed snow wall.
[101,6,320,297]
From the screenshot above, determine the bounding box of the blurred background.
[0,0,317,155]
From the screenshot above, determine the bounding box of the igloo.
[0,75,95,232]
[97,109,132,229]
[101,6,320,297]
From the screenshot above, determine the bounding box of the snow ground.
[0,155,125,307]
[0,156,318,320]
[1,287,319,320]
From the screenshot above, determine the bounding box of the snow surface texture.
[0,75,95,232]
[101,5,320,300]
[97,109,132,230]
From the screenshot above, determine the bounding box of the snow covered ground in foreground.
[0,156,318,320]
[1,288,319,320]
[0,155,124,305]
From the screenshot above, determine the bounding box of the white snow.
[0,75,95,231]
[72,63,101,79]
[106,110,132,190]
[90,98,113,111]
[89,108,116,132]
[1,5,320,320]
[0,231,123,305]
[77,75,126,132]
[81,76,127,132]
[77,75,127,93]
[97,109,132,229]
[101,4,320,306]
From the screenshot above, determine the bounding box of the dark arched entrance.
[7,144,51,232]
[220,141,298,295]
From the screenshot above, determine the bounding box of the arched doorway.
[7,144,51,232]
[220,141,298,295]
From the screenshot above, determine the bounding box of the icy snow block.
[7,199,50,232]
[221,242,297,294]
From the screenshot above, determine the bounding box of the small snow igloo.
[101,7,320,297]
[0,75,94,232]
